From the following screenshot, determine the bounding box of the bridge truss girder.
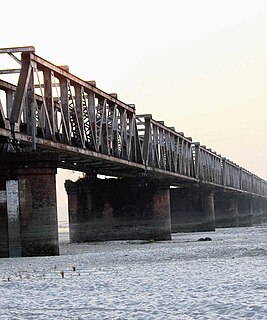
[0,46,266,197]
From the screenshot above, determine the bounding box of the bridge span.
[0,46,266,257]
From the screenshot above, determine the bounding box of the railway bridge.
[0,47,266,257]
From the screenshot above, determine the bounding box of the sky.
[1,0,267,220]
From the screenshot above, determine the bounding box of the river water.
[0,226,266,319]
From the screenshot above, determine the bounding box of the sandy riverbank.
[0,226,266,319]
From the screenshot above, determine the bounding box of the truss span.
[0,46,266,196]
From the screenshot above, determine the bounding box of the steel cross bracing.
[0,46,266,197]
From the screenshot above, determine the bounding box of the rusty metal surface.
[0,46,266,196]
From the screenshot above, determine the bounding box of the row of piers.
[66,177,267,243]
[0,155,266,258]
[170,188,267,232]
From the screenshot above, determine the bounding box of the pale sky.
[1,0,267,221]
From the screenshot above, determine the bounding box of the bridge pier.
[237,195,252,227]
[214,192,238,228]
[252,197,262,226]
[170,187,215,232]
[65,176,171,242]
[0,153,59,258]
[0,180,9,257]
[262,198,267,224]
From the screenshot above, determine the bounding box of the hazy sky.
[1,0,267,220]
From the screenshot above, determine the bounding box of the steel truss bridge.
[0,46,266,197]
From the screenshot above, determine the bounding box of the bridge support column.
[0,181,9,257]
[252,197,262,226]
[0,153,59,257]
[170,187,215,232]
[237,195,252,227]
[262,198,267,224]
[214,192,238,228]
[65,176,171,242]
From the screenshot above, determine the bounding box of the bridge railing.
[260,179,267,196]
[0,47,143,164]
[192,144,267,196]
[0,80,15,130]
[193,143,223,184]
[136,114,195,177]
[222,158,241,189]
[252,175,266,195]
[240,168,253,192]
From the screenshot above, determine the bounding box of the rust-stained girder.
[0,46,266,197]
